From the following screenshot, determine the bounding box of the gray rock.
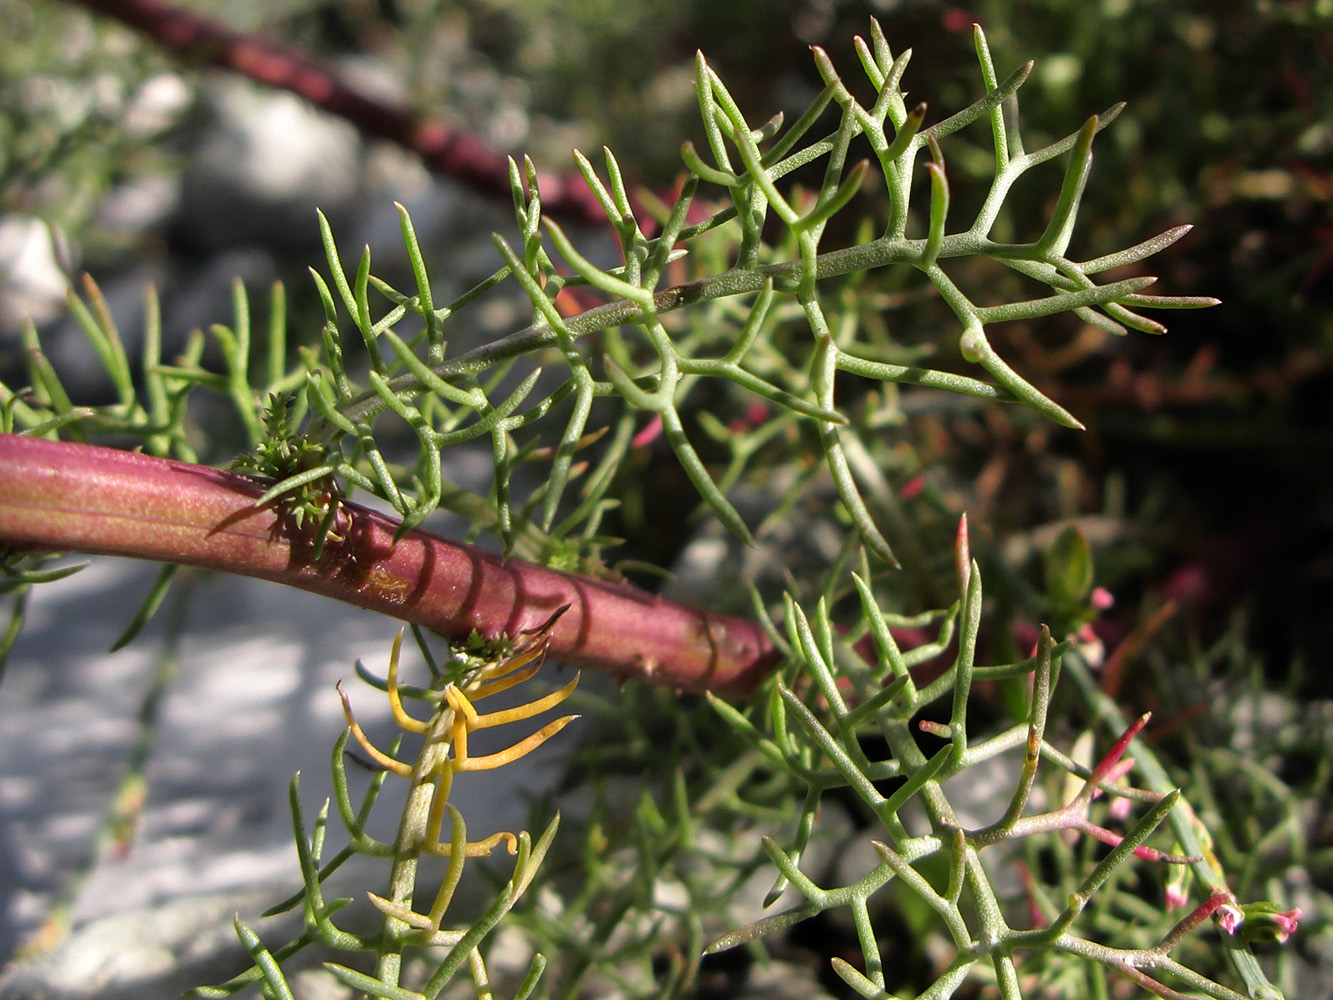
[175,78,363,255]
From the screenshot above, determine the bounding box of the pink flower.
[1091,586,1115,610]
[942,9,976,33]
[1219,900,1303,943]
[1074,622,1105,668]
[1269,908,1302,944]
[1108,793,1132,822]
[1217,903,1245,936]
[1165,882,1190,911]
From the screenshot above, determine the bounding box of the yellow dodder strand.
[386,629,429,734]
[469,674,581,730]
[337,681,412,777]
[444,669,581,764]
[422,831,519,858]
[347,632,580,938]
[445,684,480,723]
[466,657,544,702]
[453,714,580,772]
[444,685,479,763]
[425,764,456,848]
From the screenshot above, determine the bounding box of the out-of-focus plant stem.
[67,0,609,224]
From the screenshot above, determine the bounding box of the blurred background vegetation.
[2,0,1330,994]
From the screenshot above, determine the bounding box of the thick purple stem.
[0,435,779,697]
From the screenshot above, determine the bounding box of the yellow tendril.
[338,681,412,777]
[465,647,545,701]
[341,630,580,935]
[443,663,580,772]
[386,629,428,734]
[470,675,582,730]
[452,713,581,772]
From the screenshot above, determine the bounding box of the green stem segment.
[0,434,779,697]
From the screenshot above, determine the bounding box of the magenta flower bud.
[1234,902,1302,944]
[1108,792,1132,822]
[1165,882,1189,911]
[1217,903,1244,936]
[1272,909,1303,943]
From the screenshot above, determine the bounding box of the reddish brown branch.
[71,0,608,225]
[0,435,779,697]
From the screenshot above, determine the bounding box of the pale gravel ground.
[0,557,568,997]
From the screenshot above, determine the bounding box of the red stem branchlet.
[1157,892,1238,953]
[987,711,1199,864]
[0,435,780,697]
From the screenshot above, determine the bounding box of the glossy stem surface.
[0,435,778,697]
